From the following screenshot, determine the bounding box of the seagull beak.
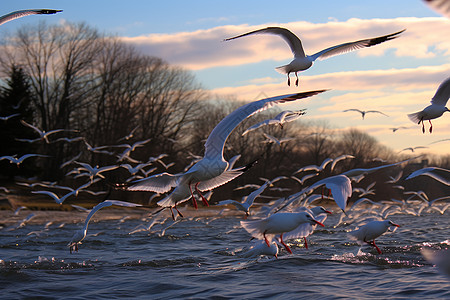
[325,210,332,214]
[391,223,400,227]
[314,220,325,227]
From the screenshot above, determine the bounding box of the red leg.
[421,119,425,134]
[372,240,382,254]
[287,73,291,86]
[303,237,308,249]
[188,182,198,209]
[263,230,270,247]
[295,72,299,86]
[195,182,209,207]
[429,120,433,133]
[280,234,293,254]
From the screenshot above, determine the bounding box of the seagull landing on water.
[349,219,400,254]
[224,27,404,86]
[68,200,141,253]
[0,9,62,26]
[241,211,324,254]
[408,76,450,133]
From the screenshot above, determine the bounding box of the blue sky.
[1,1,450,156]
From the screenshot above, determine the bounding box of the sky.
[1,1,450,156]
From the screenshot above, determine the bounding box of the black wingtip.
[38,9,63,15]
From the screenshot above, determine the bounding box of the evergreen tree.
[0,65,38,179]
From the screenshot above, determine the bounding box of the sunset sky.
[1,1,449,155]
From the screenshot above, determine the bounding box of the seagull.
[261,132,294,146]
[18,120,77,143]
[293,155,354,174]
[116,138,152,162]
[32,180,96,204]
[117,125,140,142]
[240,211,324,254]
[0,154,49,166]
[68,200,141,253]
[74,162,120,182]
[311,175,353,213]
[126,91,327,216]
[0,9,62,26]
[224,27,404,86]
[281,206,331,249]
[405,167,450,186]
[242,109,306,135]
[423,0,450,18]
[408,76,450,133]
[399,146,428,153]
[216,180,271,217]
[389,126,409,133]
[422,248,450,277]
[290,173,320,186]
[349,219,400,254]
[343,109,388,119]
[240,240,279,259]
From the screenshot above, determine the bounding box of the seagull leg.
[188,182,198,209]
[421,118,425,133]
[263,230,270,247]
[287,73,291,86]
[174,205,184,218]
[169,207,175,220]
[429,120,433,133]
[279,233,293,254]
[372,240,382,254]
[365,239,382,254]
[303,237,308,249]
[295,72,299,87]
[194,182,209,207]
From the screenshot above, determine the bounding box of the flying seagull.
[0,9,62,26]
[126,90,327,217]
[224,27,404,86]
[408,76,450,133]
[343,109,389,119]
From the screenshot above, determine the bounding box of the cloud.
[120,17,450,70]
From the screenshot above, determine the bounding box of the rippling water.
[1,207,449,299]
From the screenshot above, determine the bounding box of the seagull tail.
[407,111,423,124]
[275,65,289,75]
[240,219,266,240]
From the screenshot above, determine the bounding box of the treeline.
[0,22,448,203]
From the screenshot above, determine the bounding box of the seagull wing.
[310,29,405,61]
[330,154,354,171]
[0,9,62,26]
[242,119,273,136]
[324,175,352,212]
[405,167,450,186]
[366,110,389,117]
[224,27,306,58]
[197,169,248,191]
[127,172,182,193]
[20,120,43,135]
[32,190,61,203]
[431,76,450,106]
[204,91,327,160]
[244,180,270,207]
